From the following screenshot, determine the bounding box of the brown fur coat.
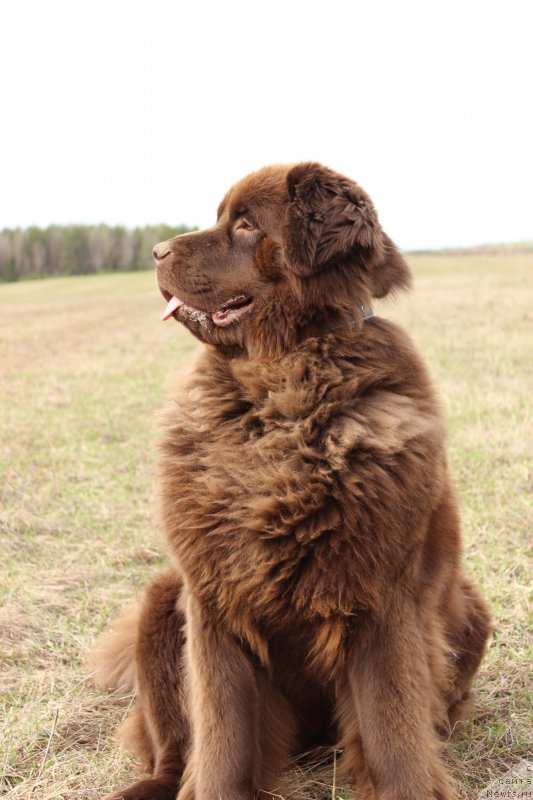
[93,163,491,800]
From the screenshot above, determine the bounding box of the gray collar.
[326,304,375,334]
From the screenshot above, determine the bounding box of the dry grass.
[0,255,531,799]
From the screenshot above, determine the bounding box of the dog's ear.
[372,233,412,298]
[283,162,411,298]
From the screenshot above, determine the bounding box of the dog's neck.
[291,303,375,346]
[213,303,376,363]
[210,305,377,399]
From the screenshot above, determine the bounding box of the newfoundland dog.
[94,163,490,800]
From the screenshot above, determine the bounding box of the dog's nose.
[153,242,171,262]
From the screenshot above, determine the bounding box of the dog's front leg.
[178,593,261,800]
[340,597,457,800]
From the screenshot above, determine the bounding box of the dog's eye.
[234,217,255,232]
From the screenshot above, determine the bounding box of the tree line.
[0,223,195,282]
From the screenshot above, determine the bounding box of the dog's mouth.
[160,290,254,328]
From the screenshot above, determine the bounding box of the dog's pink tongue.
[161,296,183,321]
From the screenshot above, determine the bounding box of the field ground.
[0,255,531,799]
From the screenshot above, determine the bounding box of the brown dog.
[93,163,491,800]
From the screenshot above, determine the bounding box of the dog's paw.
[101,777,178,800]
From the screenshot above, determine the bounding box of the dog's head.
[154,163,411,357]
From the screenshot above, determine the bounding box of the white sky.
[1,0,532,249]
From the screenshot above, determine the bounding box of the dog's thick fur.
[93,163,491,800]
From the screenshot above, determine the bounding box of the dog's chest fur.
[159,329,446,671]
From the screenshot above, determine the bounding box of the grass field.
[1,255,531,799]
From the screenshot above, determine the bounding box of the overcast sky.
[1,0,532,249]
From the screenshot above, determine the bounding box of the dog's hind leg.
[444,576,492,725]
[94,570,190,800]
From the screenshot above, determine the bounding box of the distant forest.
[0,224,195,282]
[1,225,531,282]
